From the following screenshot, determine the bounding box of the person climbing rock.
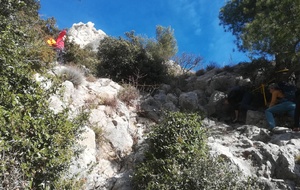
[265,83,295,131]
[47,29,67,64]
[54,29,67,64]
[224,85,255,123]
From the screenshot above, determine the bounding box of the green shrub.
[64,40,99,75]
[132,111,257,190]
[132,112,206,189]
[96,26,177,86]
[0,1,87,189]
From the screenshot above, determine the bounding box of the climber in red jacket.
[55,29,67,50]
[55,29,67,64]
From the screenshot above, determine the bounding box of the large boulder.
[179,91,199,111]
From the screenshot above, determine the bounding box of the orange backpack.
[47,38,56,47]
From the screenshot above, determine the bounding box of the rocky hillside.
[46,22,300,190]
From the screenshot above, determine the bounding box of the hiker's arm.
[269,91,280,107]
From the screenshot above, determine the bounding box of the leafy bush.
[64,39,99,74]
[96,26,177,86]
[132,112,257,190]
[0,1,87,189]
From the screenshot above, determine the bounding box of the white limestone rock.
[68,21,106,51]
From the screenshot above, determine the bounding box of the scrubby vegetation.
[96,28,177,86]
[59,66,85,88]
[118,83,140,107]
[0,1,87,189]
[2,0,300,189]
[219,0,300,69]
[132,112,257,189]
[64,40,99,75]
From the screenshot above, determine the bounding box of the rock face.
[68,21,106,51]
[204,119,300,190]
[47,65,152,189]
[47,64,300,190]
[45,23,300,189]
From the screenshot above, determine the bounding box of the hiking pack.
[277,81,297,102]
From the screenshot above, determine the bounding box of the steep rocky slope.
[46,22,300,189]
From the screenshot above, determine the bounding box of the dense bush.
[64,39,99,74]
[96,27,177,86]
[0,1,87,189]
[132,112,257,190]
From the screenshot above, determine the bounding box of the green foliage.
[133,112,253,190]
[219,0,300,67]
[64,39,99,74]
[132,112,205,189]
[0,1,87,189]
[148,112,207,160]
[146,25,178,61]
[237,58,275,84]
[97,36,142,81]
[1,0,59,68]
[132,112,255,190]
[96,26,177,86]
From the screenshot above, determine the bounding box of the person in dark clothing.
[293,88,300,131]
[224,86,255,123]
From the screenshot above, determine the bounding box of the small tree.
[173,53,203,74]
[148,25,178,61]
[219,0,300,68]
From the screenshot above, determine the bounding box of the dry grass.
[117,84,140,106]
[102,96,118,109]
[60,66,84,87]
[296,155,300,165]
[86,74,97,82]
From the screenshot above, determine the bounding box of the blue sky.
[39,0,250,67]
